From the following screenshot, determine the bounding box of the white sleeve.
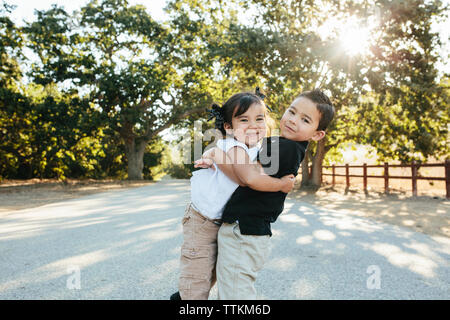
[216,138,250,154]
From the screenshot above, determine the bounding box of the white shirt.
[190,138,259,220]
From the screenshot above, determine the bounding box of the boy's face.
[280,97,325,142]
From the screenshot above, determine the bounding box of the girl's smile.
[224,102,267,147]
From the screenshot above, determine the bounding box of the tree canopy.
[0,0,448,183]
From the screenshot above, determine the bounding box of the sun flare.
[317,15,374,56]
[339,26,371,56]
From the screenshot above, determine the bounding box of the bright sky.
[6,0,449,74]
[5,0,168,25]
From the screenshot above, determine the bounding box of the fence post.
[332,164,335,187]
[411,160,417,197]
[345,163,350,190]
[363,163,367,192]
[446,159,450,199]
[384,162,389,194]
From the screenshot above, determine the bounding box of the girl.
[171,90,296,300]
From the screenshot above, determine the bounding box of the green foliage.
[349,0,449,162]
[0,2,23,88]
[142,137,166,180]
[193,0,449,164]
[22,0,227,179]
[0,0,448,183]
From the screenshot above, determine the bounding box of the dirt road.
[0,180,449,299]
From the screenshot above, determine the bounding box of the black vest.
[222,137,308,236]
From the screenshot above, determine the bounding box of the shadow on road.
[0,180,449,299]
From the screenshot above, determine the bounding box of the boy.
[205,89,335,299]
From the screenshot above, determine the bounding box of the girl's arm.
[194,148,246,186]
[199,147,295,193]
[227,147,295,193]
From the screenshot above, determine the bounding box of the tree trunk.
[300,138,327,190]
[301,147,311,187]
[124,138,147,180]
[311,137,326,188]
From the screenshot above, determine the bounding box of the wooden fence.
[320,159,450,198]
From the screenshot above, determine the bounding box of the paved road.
[0,180,449,299]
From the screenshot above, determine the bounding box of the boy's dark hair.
[297,89,335,131]
[210,92,265,136]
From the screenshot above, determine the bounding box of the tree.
[202,0,364,188]
[200,0,449,188]
[24,0,212,180]
[0,2,26,179]
[164,0,287,176]
[1,2,108,180]
[0,2,22,88]
[6,0,447,183]
[350,0,449,163]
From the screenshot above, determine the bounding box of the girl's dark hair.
[209,92,266,136]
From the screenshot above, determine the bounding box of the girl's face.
[224,102,267,147]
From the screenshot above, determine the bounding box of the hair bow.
[255,87,273,112]
[207,103,225,129]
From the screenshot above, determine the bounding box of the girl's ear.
[311,130,326,141]
[223,122,233,135]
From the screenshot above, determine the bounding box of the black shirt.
[221,136,308,236]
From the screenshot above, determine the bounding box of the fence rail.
[321,159,449,198]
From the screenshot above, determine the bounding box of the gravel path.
[0,180,449,299]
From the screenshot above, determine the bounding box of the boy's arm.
[221,147,295,193]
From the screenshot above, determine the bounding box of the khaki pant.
[178,203,221,300]
[216,222,271,300]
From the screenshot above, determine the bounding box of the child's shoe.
[170,291,181,300]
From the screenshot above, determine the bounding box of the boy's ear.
[311,130,326,141]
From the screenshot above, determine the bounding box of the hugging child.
[206,88,335,299]
[170,91,296,300]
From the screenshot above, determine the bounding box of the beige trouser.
[216,222,271,300]
[178,203,221,300]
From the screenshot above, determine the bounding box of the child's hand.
[194,158,215,170]
[280,174,295,193]
[202,147,216,160]
[202,147,229,164]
